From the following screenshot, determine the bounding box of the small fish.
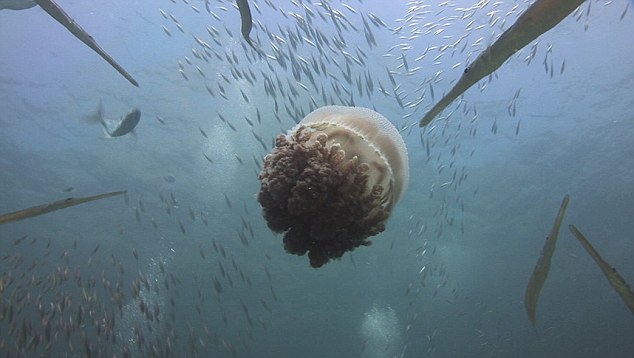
[179,69,189,81]
[212,276,223,294]
[620,1,629,21]
[240,89,250,103]
[0,190,126,224]
[195,65,206,78]
[13,235,28,246]
[89,101,141,137]
[569,225,634,315]
[223,193,233,208]
[205,84,215,97]
[162,25,172,37]
[524,194,570,328]
[219,243,226,259]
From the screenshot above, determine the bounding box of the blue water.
[1,0,633,357]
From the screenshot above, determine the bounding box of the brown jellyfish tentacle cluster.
[257,125,392,268]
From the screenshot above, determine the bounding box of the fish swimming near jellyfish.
[0,190,126,225]
[569,225,634,315]
[0,0,139,87]
[419,0,586,126]
[524,194,570,328]
[89,101,141,137]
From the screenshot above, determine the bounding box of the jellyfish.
[257,105,409,268]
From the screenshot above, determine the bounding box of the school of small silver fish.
[1,0,632,357]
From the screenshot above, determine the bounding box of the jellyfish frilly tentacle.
[257,106,409,268]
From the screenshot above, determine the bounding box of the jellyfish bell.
[257,105,409,268]
[299,106,409,207]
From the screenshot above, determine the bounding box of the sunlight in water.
[360,303,403,358]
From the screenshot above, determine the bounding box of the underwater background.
[1,0,633,357]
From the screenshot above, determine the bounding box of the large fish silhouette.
[420,0,586,126]
[1,0,138,87]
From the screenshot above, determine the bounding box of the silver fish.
[91,102,141,137]
[420,0,585,126]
